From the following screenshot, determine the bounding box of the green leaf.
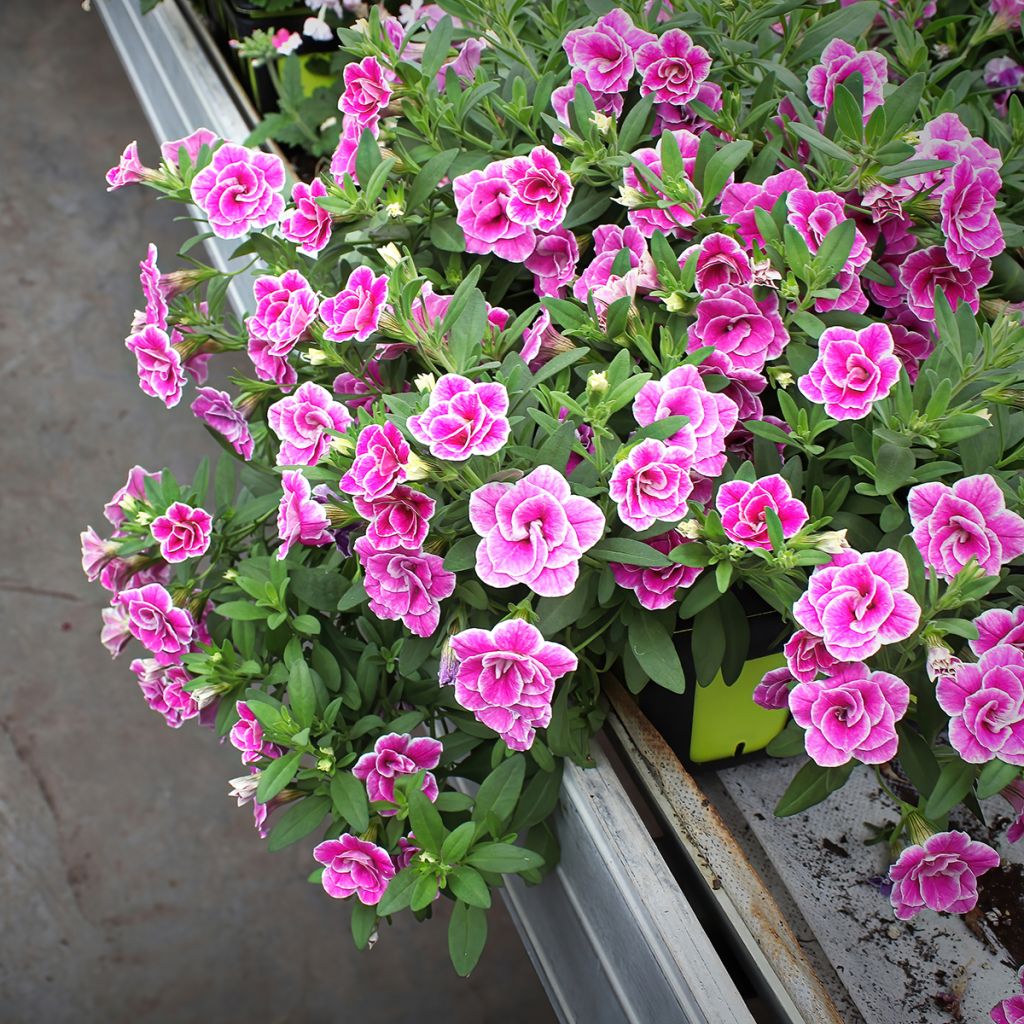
[874,443,914,496]
[330,770,370,832]
[590,538,671,567]
[355,126,381,188]
[376,867,418,916]
[472,754,525,833]
[292,614,321,636]
[410,873,439,912]
[792,3,880,65]
[677,572,723,618]
[814,219,856,281]
[266,794,330,851]
[775,760,855,817]
[879,73,925,140]
[976,760,1020,800]
[448,901,488,977]
[449,289,489,372]
[351,900,377,950]
[831,81,863,142]
[444,536,480,572]
[897,725,940,797]
[408,785,446,856]
[691,603,725,686]
[511,761,564,833]
[256,750,302,803]
[464,842,545,873]
[627,614,685,693]
[787,121,857,164]
[447,865,491,909]
[407,148,459,210]
[429,217,466,252]
[214,601,267,621]
[925,758,976,820]
[766,721,806,758]
[288,658,317,728]
[441,821,478,864]
[700,141,752,211]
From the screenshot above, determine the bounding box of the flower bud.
[677,519,702,540]
[414,373,436,393]
[190,685,221,709]
[385,200,404,218]
[590,111,613,135]
[615,185,646,209]
[663,292,686,313]
[330,434,355,456]
[377,243,403,269]
[405,452,431,481]
[925,641,960,683]
[229,772,261,804]
[586,370,609,395]
[814,529,849,555]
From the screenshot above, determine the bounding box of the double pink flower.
[116,583,195,665]
[352,732,443,811]
[717,475,808,550]
[190,143,285,239]
[320,267,389,343]
[609,438,694,531]
[276,470,333,560]
[150,502,213,563]
[408,374,510,461]
[268,381,353,466]
[314,834,395,905]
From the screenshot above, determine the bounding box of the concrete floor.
[0,3,554,1021]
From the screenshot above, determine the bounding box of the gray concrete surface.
[0,3,554,1021]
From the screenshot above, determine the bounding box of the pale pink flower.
[687,284,788,373]
[717,474,808,549]
[354,486,435,552]
[889,830,999,920]
[909,476,1024,581]
[469,466,605,598]
[191,387,254,460]
[720,168,807,247]
[985,56,1024,90]
[793,549,921,662]
[408,373,510,461]
[277,470,333,559]
[81,526,119,582]
[190,143,285,238]
[449,619,577,752]
[101,603,132,658]
[436,37,486,87]
[806,39,887,120]
[267,381,354,466]
[352,732,443,810]
[354,537,455,637]
[753,667,794,710]
[783,629,842,682]
[150,502,213,563]
[314,834,395,904]
[609,438,694,530]
[610,531,703,610]
[525,227,579,297]
[339,421,410,501]
[160,127,217,167]
[635,29,711,106]
[125,324,186,408]
[562,8,655,94]
[104,465,162,528]
[116,583,195,665]
[574,224,657,301]
[991,0,1024,29]
[972,607,1024,657]
[139,244,168,331]
[320,266,389,342]
[280,179,333,255]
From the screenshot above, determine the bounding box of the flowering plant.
[93,0,1024,990]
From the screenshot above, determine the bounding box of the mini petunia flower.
[940,158,1005,271]
[909,113,1002,194]
[687,284,789,373]
[469,465,605,598]
[394,833,420,871]
[339,56,393,129]
[985,56,1024,90]
[609,438,695,530]
[937,646,1024,765]
[81,526,120,583]
[753,667,795,711]
[246,269,318,381]
[130,658,201,728]
[408,373,510,461]
[717,475,808,550]
[720,168,807,247]
[909,475,1024,581]
[889,830,999,921]
[786,188,869,272]
[790,662,910,767]
[783,629,843,683]
[191,387,254,460]
[277,470,333,559]
[798,323,901,420]
[449,619,577,751]
[267,381,354,466]
[330,116,378,184]
[610,531,704,610]
[453,162,537,262]
[634,29,711,106]
[116,583,195,665]
[793,549,921,662]
[339,421,411,501]
[190,143,286,238]
[1002,779,1024,845]
[280,178,333,255]
[990,966,1024,1024]
[320,266,389,343]
[562,8,655,94]
[899,245,993,323]
[229,700,280,764]
[271,28,302,55]
[504,146,573,232]
[806,39,887,120]
[105,141,151,190]
[972,607,1024,657]
[354,486,435,551]
[354,537,455,637]
[101,603,132,658]
[104,465,162,529]
[313,834,396,904]
[139,244,168,331]
[150,502,213,563]
[525,227,579,297]
[622,129,704,237]
[574,223,657,301]
[352,732,443,811]
[685,233,753,293]
[160,127,217,168]
[125,324,187,409]
[991,0,1024,30]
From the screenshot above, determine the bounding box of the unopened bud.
[769,367,794,389]
[587,370,609,395]
[590,111,613,135]
[385,200,404,218]
[814,529,849,555]
[190,685,221,709]
[305,348,330,365]
[405,452,430,481]
[615,185,646,209]
[677,519,702,540]
[925,641,960,683]
[414,373,436,393]
[663,292,686,313]
[331,434,355,456]
[377,243,403,269]
[229,772,261,804]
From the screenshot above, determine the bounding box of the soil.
[965,862,1024,969]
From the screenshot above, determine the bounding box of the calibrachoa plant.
[91,0,1024,993]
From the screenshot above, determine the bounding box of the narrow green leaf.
[925,758,976,819]
[256,750,302,803]
[330,770,370,832]
[448,901,488,977]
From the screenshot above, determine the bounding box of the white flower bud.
[414,373,436,393]
[814,529,849,555]
[377,243,403,269]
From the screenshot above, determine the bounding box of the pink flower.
[333,363,385,412]
[229,700,279,764]
[525,228,579,297]
[160,127,217,167]
[354,537,455,637]
[786,188,869,271]
[889,830,999,920]
[635,29,711,106]
[806,39,887,120]
[794,549,921,661]
[697,352,766,422]
[105,141,149,190]
[437,37,486,87]
[717,474,808,549]
[504,146,573,232]
[1003,780,1024,844]
[408,374,510,461]
[449,619,577,752]
[972,607,1024,657]
[986,57,1024,90]
[101,603,132,658]
[720,168,807,247]
[469,466,605,598]
[453,162,536,262]
[909,476,1024,581]
[910,113,1002,194]
[609,438,694,530]
[314,834,395,905]
[610,531,703,610]
[104,466,161,528]
[277,470,333,559]
[330,117,378,184]
[940,158,1005,271]
[937,646,1024,764]
[991,0,1024,29]
[271,28,301,54]
[139,244,167,331]
[551,71,624,138]
[116,583,195,665]
[150,502,213,563]
[130,659,201,728]
[991,967,1024,1024]
[191,387,254,460]
[798,323,901,420]
[623,130,703,237]
[790,662,909,767]
[280,179,332,255]
[574,224,657,301]
[81,527,119,582]
[562,8,655,94]
[899,245,992,323]
[352,732,443,810]
[889,311,934,383]
[633,364,739,478]
[783,629,843,682]
[354,486,434,551]
[339,421,411,501]
[653,80,723,134]
[753,667,794,710]
[394,833,420,871]
[686,233,752,293]
[190,143,285,238]
[125,324,186,408]
[339,56,393,128]
[267,381,353,466]
[687,284,788,373]
[320,266,389,343]
[246,269,318,379]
